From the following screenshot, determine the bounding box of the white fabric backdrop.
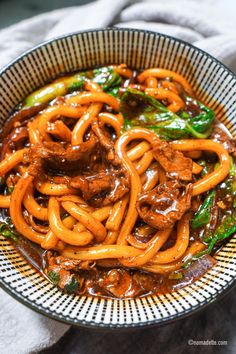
[0,0,236,352]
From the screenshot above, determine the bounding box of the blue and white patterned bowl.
[0,28,236,328]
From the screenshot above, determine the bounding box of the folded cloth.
[119,0,236,71]
[1,0,236,71]
[0,0,128,69]
[0,0,236,353]
[0,289,69,354]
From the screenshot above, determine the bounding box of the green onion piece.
[47,270,60,285]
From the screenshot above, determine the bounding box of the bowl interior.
[0,29,236,328]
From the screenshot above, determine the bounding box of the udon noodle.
[0,64,235,298]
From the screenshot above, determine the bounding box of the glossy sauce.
[0,68,235,299]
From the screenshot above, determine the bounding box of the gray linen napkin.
[0,0,236,352]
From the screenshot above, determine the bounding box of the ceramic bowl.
[0,28,236,328]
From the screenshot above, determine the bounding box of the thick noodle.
[0,64,232,298]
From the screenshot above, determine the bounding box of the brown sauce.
[1,67,235,299]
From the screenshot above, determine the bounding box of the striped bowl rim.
[0,28,235,328]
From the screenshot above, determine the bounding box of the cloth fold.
[0,288,69,354]
[0,0,236,353]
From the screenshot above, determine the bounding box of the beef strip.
[46,253,96,292]
[24,132,130,206]
[0,102,47,139]
[152,141,193,181]
[23,134,99,176]
[70,167,129,206]
[1,126,28,158]
[185,97,201,117]
[211,125,236,157]
[136,180,192,229]
[98,269,145,298]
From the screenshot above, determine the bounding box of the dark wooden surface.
[41,288,236,354]
[0,0,94,29]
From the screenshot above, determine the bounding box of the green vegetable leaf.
[121,88,171,121]
[65,275,78,293]
[92,67,121,92]
[7,186,14,194]
[149,117,188,140]
[0,177,6,187]
[191,191,215,229]
[0,222,18,241]
[120,88,215,140]
[121,88,185,139]
[187,101,215,134]
[217,157,236,196]
[229,157,236,195]
[187,210,236,263]
[68,79,84,92]
[204,212,236,244]
[47,270,60,285]
[107,86,120,98]
[198,160,210,177]
[23,73,85,108]
[230,157,236,176]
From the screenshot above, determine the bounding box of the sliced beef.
[185,97,201,117]
[211,125,236,157]
[23,134,98,176]
[152,141,192,181]
[70,168,129,206]
[0,102,47,139]
[1,126,28,158]
[23,132,130,206]
[46,253,96,293]
[136,180,192,229]
[98,269,143,298]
